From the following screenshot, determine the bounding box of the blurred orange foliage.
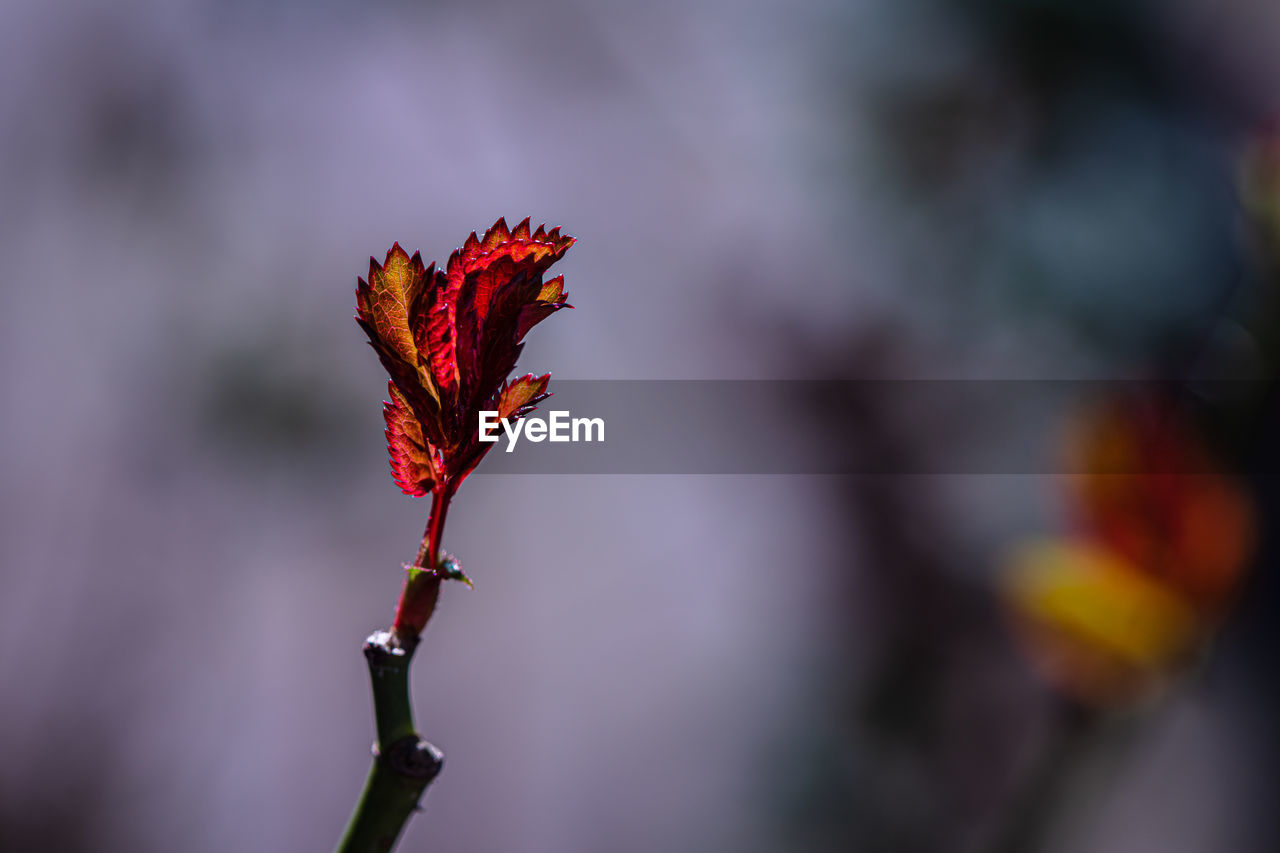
[1004,394,1255,706]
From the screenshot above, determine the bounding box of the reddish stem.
[392,482,456,640]
[419,484,453,569]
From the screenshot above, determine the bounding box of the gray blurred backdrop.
[2,1,1279,852]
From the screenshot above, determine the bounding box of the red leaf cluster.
[356,218,573,496]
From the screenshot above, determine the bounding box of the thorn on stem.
[385,736,444,782]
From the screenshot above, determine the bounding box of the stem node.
[335,631,442,853]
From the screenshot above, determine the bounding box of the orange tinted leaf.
[357,244,427,367]
[383,383,437,497]
[482,216,511,251]
[517,274,571,340]
[498,373,551,420]
[536,275,565,303]
[356,245,441,410]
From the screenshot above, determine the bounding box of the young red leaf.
[356,246,427,373]
[356,246,443,422]
[516,275,571,341]
[383,383,438,497]
[356,219,574,497]
[497,373,552,420]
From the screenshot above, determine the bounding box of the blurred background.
[2,0,1278,851]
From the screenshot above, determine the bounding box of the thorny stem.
[393,484,456,642]
[335,632,443,853]
[337,483,457,853]
[415,485,453,572]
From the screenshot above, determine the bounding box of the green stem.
[335,631,443,853]
[338,484,459,851]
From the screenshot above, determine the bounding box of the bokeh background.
[2,1,1278,851]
